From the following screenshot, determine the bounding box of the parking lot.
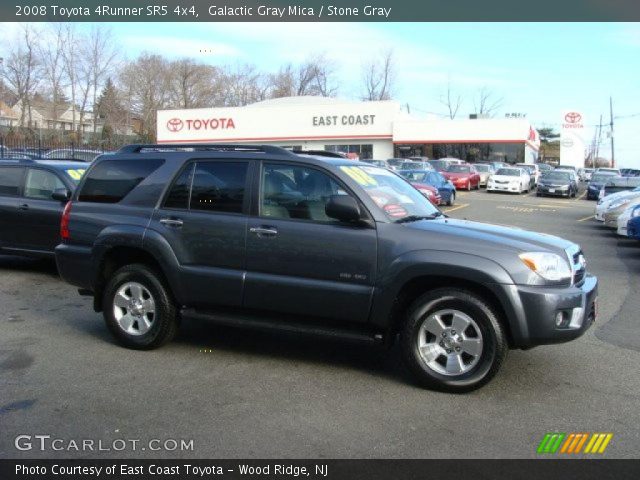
[1,187,639,459]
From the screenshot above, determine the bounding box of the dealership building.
[157,96,540,164]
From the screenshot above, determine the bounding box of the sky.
[2,22,639,167]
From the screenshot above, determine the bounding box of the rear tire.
[400,288,508,393]
[103,263,178,350]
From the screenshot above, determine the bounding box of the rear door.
[148,159,251,309]
[243,161,377,323]
[13,168,69,253]
[0,166,25,250]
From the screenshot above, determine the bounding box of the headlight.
[519,252,572,282]
[609,199,630,210]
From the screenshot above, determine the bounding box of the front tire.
[447,191,456,206]
[103,264,178,350]
[400,288,508,392]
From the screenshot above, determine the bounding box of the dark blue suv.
[55,145,598,392]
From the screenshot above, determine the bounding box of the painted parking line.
[577,191,587,200]
[523,203,570,209]
[577,214,595,222]
[444,203,469,213]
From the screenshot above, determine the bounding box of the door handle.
[18,204,29,210]
[159,218,183,227]
[249,226,278,237]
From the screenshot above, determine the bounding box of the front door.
[244,162,377,323]
[148,160,252,309]
[13,168,68,253]
[0,166,25,250]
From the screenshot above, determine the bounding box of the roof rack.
[292,149,346,159]
[118,144,295,155]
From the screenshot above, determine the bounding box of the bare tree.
[222,64,269,107]
[168,59,223,109]
[268,53,337,98]
[84,26,119,132]
[60,25,79,131]
[0,25,41,126]
[38,24,67,123]
[440,78,462,120]
[473,86,503,117]
[361,49,395,101]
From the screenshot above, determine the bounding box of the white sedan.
[487,167,531,194]
[617,202,640,236]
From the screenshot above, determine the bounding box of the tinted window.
[24,169,66,200]
[0,167,23,196]
[78,159,164,203]
[261,164,350,222]
[164,165,194,210]
[190,162,248,213]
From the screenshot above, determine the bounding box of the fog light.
[555,311,570,328]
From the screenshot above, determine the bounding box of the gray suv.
[55,144,598,392]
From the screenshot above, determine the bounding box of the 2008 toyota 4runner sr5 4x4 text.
[55,145,598,392]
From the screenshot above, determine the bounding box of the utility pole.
[609,97,615,167]
[595,114,603,165]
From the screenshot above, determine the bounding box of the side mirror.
[326,195,362,223]
[51,188,71,202]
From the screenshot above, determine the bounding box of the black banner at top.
[4,0,640,22]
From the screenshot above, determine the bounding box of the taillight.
[60,201,72,241]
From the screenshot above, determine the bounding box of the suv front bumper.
[511,274,598,347]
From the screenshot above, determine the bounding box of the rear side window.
[24,169,66,199]
[190,162,248,213]
[0,167,24,196]
[78,159,164,203]
[164,165,194,210]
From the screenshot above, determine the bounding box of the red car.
[442,164,481,191]
[409,182,442,206]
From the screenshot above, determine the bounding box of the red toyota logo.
[564,112,582,124]
[166,118,184,132]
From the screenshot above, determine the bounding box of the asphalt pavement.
[1,187,639,459]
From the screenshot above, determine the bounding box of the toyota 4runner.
[55,144,598,392]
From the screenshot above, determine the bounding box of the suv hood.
[406,217,574,254]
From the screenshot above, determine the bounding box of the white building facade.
[157,97,540,164]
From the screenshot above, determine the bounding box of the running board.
[181,308,384,345]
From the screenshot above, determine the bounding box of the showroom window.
[324,144,373,160]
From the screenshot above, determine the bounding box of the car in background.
[595,167,621,176]
[399,161,434,171]
[603,195,640,229]
[516,163,540,187]
[555,165,577,174]
[616,203,640,237]
[626,207,640,240]
[427,158,465,172]
[473,163,494,187]
[442,163,481,191]
[577,168,594,181]
[362,159,392,169]
[537,163,553,174]
[399,170,456,206]
[594,188,640,221]
[536,171,578,198]
[408,156,430,162]
[44,149,103,162]
[405,180,441,206]
[587,172,619,200]
[621,168,640,177]
[487,167,531,194]
[385,158,405,171]
[0,159,87,257]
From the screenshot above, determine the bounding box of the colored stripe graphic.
[539,433,613,454]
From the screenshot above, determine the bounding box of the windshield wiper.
[394,212,444,223]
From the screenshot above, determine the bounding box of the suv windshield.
[340,165,439,221]
[591,173,617,182]
[495,168,521,176]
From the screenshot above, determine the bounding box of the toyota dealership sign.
[560,110,586,168]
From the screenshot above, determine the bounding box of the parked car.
[537,163,553,174]
[536,171,578,198]
[428,158,464,172]
[616,203,640,237]
[594,188,640,221]
[55,143,597,393]
[442,164,481,191]
[361,159,391,169]
[399,170,456,206]
[587,172,618,200]
[0,159,87,257]
[409,181,441,206]
[473,163,494,187]
[577,168,594,182]
[626,207,640,240]
[385,158,405,171]
[44,149,103,162]
[399,161,434,171]
[516,163,540,187]
[487,167,531,194]
[621,168,640,177]
[408,156,430,162]
[603,195,640,229]
[595,167,621,176]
